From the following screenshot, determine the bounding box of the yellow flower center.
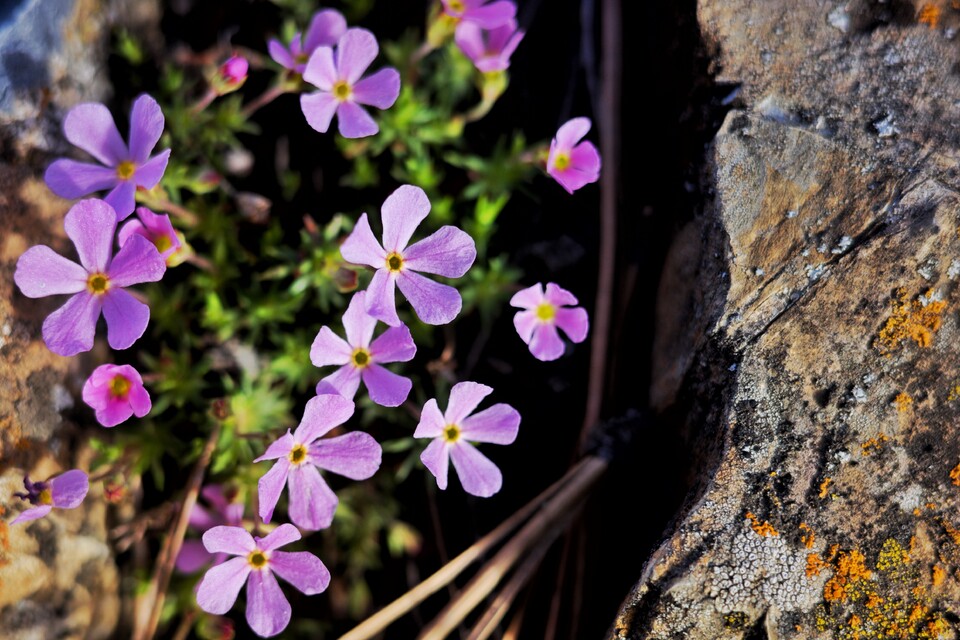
[386,252,404,272]
[535,302,556,322]
[553,152,571,171]
[448,0,465,12]
[154,234,172,253]
[116,160,136,180]
[288,444,308,465]
[443,424,461,443]
[247,550,268,569]
[295,53,309,65]
[351,348,372,369]
[109,374,131,399]
[38,488,53,505]
[87,272,110,295]
[332,80,352,101]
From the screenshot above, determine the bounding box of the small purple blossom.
[44,94,171,220]
[455,19,525,72]
[311,291,416,407]
[11,469,89,524]
[220,54,249,85]
[14,199,167,356]
[268,8,347,74]
[510,283,589,361]
[414,382,520,498]
[196,524,330,638]
[82,363,152,427]
[300,28,401,138]
[546,117,601,194]
[442,0,517,29]
[339,185,477,327]
[255,394,381,531]
[118,207,183,266]
[176,485,245,574]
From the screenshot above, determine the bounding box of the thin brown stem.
[241,84,289,118]
[171,611,196,640]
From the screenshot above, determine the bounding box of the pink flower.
[11,470,89,524]
[176,485,245,574]
[219,54,249,86]
[300,28,401,138]
[546,117,601,194]
[339,185,477,327]
[414,382,520,497]
[454,19,524,72]
[118,207,183,265]
[442,0,516,29]
[196,524,330,638]
[510,282,589,361]
[82,363,151,427]
[268,8,347,74]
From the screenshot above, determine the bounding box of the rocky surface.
[616,1,960,638]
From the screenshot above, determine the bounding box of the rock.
[614,1,960,638]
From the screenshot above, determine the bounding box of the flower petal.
[257,458,291,524]
[336,101,379,138]
[293,393,356,443]
[413,398,446,438]
[127,94,165,164]
[316,364,363,399]
[134,149,172,190]
[396,271,462,325]
[310,326,352,367]
[287,464,338,530]
[14,245,87,298]
[362,364,412,407]
[303,9,347,52]
[454,23,486,64]
[308,431,381,480]
[528,323,565,361]
[245,569,291,638]
[341,290,377,348]
[445,381,493,425]
[340,213,386,268]
[300,91,339,133]
[381,184,431,254]
[420,438,450,490]
[258,522,302,551]
[269,551,331,595]
[302,46,337,90]
[101,288,150,351]
[42,292,101,356]
[555,307,589,343]
[351,68,400,109]
[128,380,152,418]
[464,0,517,28]
[11,505,53,524]
[203,525,256,555]
[368,324,416,363]
[402,226,476,277]
[255,431,296,462]
[543,282,578,307]
[93,396,135,427]
[104,180,138,220]
[461,404,520,444]
[509,283,544,310]
[336,28,378,85]
[196,556,251,615]
[188,503,219,531]
[364,269,401,327]
[50,469,89,508]
[512,309,538,345]
[64,198,117,273]
[450,441,503,497]
[268,39,295,70]
[108,233,166,287]
[554,117,591,150]
[63,102,127,166]
[175,540,212,573]
[44,160,119,199]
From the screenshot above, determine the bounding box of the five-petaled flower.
[311,290,416,407]
[44,94,171,220]
[256,394,381,531]
[414,381,520,497]
[455,18,525,72]
[441,0,517,28]
[340,185,477,327]
[82,363,152,427]
[510,282,589,361]
[11,469,89,524]
[14,199,167,357]
[269,8,347,75]
[196,524,330,638]
[301,28,401,138]
[118,207,184,266]
[176,485,245,574]
[546,117,601,194]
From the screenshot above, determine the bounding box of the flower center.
[109,374,131,399]
[87,273,110,295]
[247,550,268,569]
[447,0,465,13]
[288,444,308,465]
[442,424,461,443]
[332,80,352,101]
[116,160,136,180]
[154,234,173,253]
[535,302,556,322]
[37,488,53,505]
[553,152,571,171]
[386,252,404,272]
[351,347,372,369]
[295,52,309,65]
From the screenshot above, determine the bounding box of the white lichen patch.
[832,235,852,254]
[895,483,923,513]
[919,289,943,307]
[52,384,73,413]
[947,259,960,280]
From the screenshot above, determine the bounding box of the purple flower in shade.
[14,199,167,357]
[255,394,381,531]
[11,470,89,524]
[510,282,589,362]
[44,94,171,220]
[118,207,183,266]
[441,0,517,28]
[454,19,525,72]
[196,524,330,638]
[311,291,416,407]
[81,363,151,427]
[220,54,249,85]
[300,28,401,138]
[176,485,245,574]
[340,185,477,327]
[414,382,520,498]
[268,8,347,75]
[546,117,602,194]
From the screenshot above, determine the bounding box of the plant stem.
[241,84,289,118]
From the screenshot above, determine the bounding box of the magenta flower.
[268,8,347,74]
[177,485,245,574]
[340,185,477,327]
[14,199,167,357]
[256,394,381,531]
[220,54,249,84]
[454,19,525,72]
[546,117,601,194]
[81,363,151,427]
[300,28,401,138]
[414,382,520,498]
[196,524,330,638]
[118,207,183,265]
[311,291,416,407]
[44,94,171,220]
[442,0,517,29]
[510,282,589,361]
[11,470,89,524]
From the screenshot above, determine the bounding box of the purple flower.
[177,485,245,574]
[81,363,151,427]
[414,382,520,497]
[11,470,89,524]
[340,185,477,327]
[311,291,416,407]
[255,394,381,531]
[510,283,589,361]
[44,94,171,220]
[300,28,401,138]
[546,117,601,194]
[196,524,330,638]
[268,8,347,74]
[454,19,524,72]
[220,54,249,85]
[442,0,517,29]
[14,199,167,356]
[118,207,183,266]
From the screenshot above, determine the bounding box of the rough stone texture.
[616,1,960,638]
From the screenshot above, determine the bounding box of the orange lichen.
[874,288,947,355]
[849,614,863,628]
[819,477,833,499]
[894,392,913,413]
[824,549,872,602]
[918,3,942,26]
[950,462,960,487]
[862,434,890,456]
[866,593,883,609]
[745,512,778,537]
[807,553,831,578]
[932,564,946,587]
[800,522,816,549]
